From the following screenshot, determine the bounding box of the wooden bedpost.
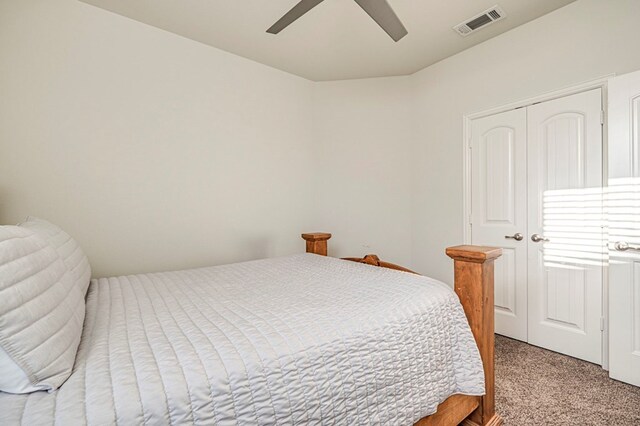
[301,233,331,256]
[446,245,503,426]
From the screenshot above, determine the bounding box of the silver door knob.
[614,241,640,252]
[505,233,524,241]
[531,233,550,243]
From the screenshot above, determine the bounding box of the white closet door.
[608,70,640,386]
[471,109,528,341]
[527,88,604,364]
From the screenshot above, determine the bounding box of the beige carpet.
[495,335,640,425]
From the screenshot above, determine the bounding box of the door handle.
[531,233,550,243]
[505,233,524,241]
[614,241,640,252]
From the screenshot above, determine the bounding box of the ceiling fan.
[267,0,408,42]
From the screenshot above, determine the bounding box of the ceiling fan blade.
[353,0,407,42]
[267,0,326,34]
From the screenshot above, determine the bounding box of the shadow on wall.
[0,187,16,226]
[237,234,274,261]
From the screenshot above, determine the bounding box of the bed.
[0,225,502,425]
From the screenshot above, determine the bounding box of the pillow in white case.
[0,226,85,393]
[19,216,91,298]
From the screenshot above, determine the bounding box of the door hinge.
[468,214,472,225]
[600,317,605,331]
[600,110,605,125]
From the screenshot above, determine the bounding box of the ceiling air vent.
[453,5,506,37]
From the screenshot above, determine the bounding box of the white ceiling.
[80,0,576,81]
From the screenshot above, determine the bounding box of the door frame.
[462,75,612,369]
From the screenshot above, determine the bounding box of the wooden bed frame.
[302,233,503,426]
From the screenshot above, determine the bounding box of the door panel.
[609,69,640,386]
[471,109,528,341]
[527,88,604,364]
[484,128,516,223]
[494,248,516,314]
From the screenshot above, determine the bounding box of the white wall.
[4,0,640,283]
[410,0,640,283]
[310,0,640,284]
[0,0,315,277]
[312,77,414,266]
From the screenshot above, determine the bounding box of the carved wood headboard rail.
[341,254,418,274]
[301,232,503,426]
[301,233,417,273]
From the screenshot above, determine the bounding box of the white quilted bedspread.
[0,254,484,425]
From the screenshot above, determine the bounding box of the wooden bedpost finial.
[445,245,502,264]
[446,245,503,426]
[301,233,331,256]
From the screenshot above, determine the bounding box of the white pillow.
[0,226,85,393]
[19,217,91,298]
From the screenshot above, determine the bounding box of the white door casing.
[608,70,640,386]
[526,88,604,365]
[471,109,528,341]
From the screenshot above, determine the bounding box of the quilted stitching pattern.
[0,226,85,394]
[20,217,91,298]
[0,254,484,425]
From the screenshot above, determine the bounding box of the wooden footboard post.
[446,245,503,426]
[301,233,332,256]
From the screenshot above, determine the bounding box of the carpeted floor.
[495,335,640,425]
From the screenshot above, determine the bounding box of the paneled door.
[608,70,640,386]
[471,109,528,341]
[526,89,604,364]
[471,88,604,363]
